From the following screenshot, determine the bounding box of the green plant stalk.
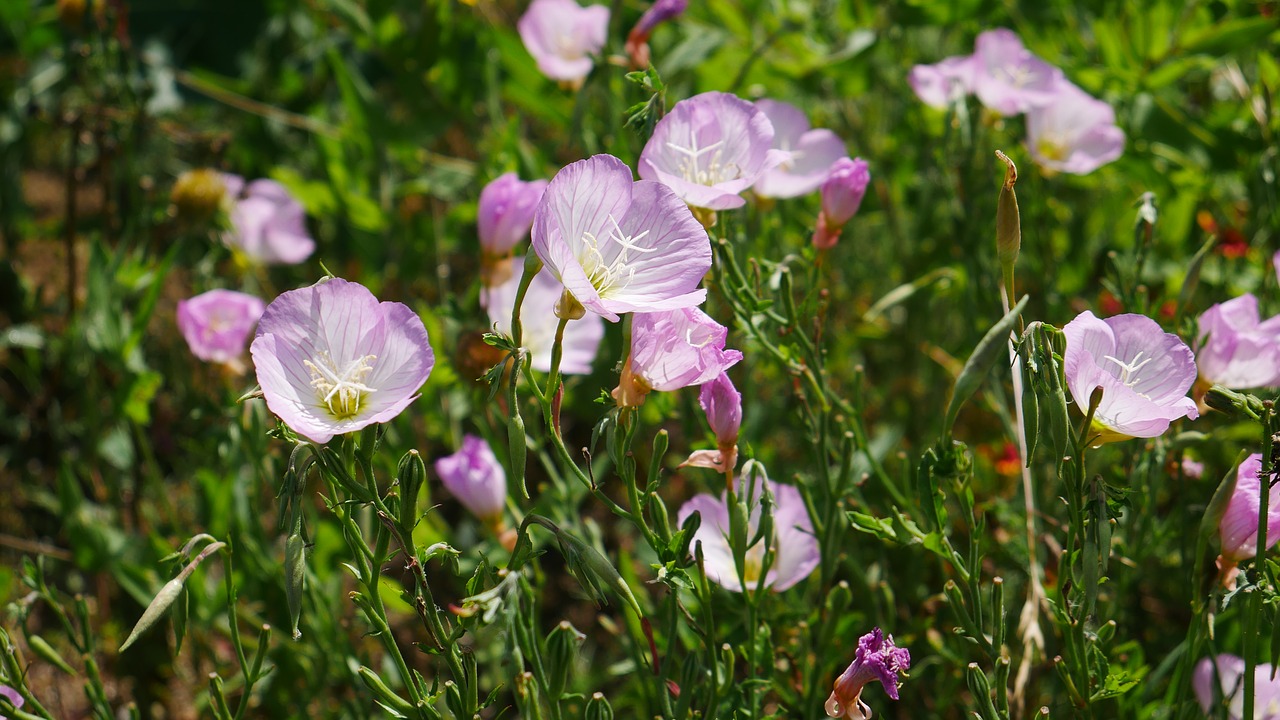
[1243,403,1277,720]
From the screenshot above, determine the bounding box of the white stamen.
[1103,351,1154,388]
[305,351,377,418]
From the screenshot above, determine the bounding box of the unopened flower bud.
[435,435,507,528]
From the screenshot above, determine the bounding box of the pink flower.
[751,99,848,199]
[436,435,507,525]
[1062,311,1198,443]
[531,154,711,322]
[250,278,435,444]
[1216,454,1280,588]
[1,684,24,719]
[972,28,1063,115]
[478,173,549,256]
[908,55,977,108]
[177,289,266,371]
[1194,654,1280,719]
[1196,294,1280,390]
[484,264,604,375]
[638,91,788,210]
[623,308,742,395]
[813,157,870,250]
[683,372,742,473]
[223,177,316,265]
[825,628,912,719]
[1183,456,1206,479]
[625,0,687,68]
[1026,80,1125,175]
[518,0,610,84]
[676,461,819,592]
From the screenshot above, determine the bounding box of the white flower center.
[579,213,653,297]
[665,137,738,186]
[553,31,583,61]
[742,542,766,584]
[305,351,377,419]
[1103,351,1153,389]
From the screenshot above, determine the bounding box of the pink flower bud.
[435,435,508,524]
[1219,454,1280,567]
[699,372,741,447]
[478,173,548,255]
[177,289,266,371]
[820,157,870,227]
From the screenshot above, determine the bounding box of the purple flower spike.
[639,91,788,210]
[909,55,977,108]
[436,435,508,525]
[825,628,911,719]
[751,100,848,199]
[1063,311,1198,444]
[1196,294,1280,390]
[1026,80,1125,175]
[250,278,435,444]
[684,372,743,473]
[478,173,549,256]
[1,684,24,718]
[224,179,316,265]
[676,461,819,592]
[518,0,610,84]
[1193,654,1280,719]
[1216,454,1280,589]
[177,289,266,372]
[814,157,870,249]
[626,0,687,67]
[485,264,604,375]
[972,28,1063,116]
[531,154,711,322]
[623,308,742,399]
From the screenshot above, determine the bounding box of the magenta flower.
[751,100,848,199]
[1216,454,1280,588]
[436,435,507,526]
[1194,654,1280,719]
[813,157,870,250]
[0,685,23,719]
[972,28,1062,115]
[825,628,912,719]
[1062,311,1198,443]
[638,91,787,210]
[223,177,316,265]
[250,278,435,444]
[1196,294,1280,390]
[1183,456,1206,480]
[531,154,711,322]
[909,55,977,108]
[478,173,549,256]
[625,0,687,68]
[676,461,819,592]
[615,308,742,405]
[484,264,604,375]
[518,0,610,84]
[1026,80,1125,175]
[683,372,743,473]
[177,289,266,372]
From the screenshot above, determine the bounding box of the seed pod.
[285,533,306,641]
[994,150,1021,302]
[120,579,184,652]
[584,691,614,720]
[358,666,415,715]
[545,620,586,700]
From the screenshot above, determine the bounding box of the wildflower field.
[2,0,1279,718]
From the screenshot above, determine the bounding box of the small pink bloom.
[639,91,788,210]
[751,99,848,199]
[625,0,687,67]
[436,435,507,524]
[531,154,711,322]
[1193,654,1280,719]
[972,28,1063,115]
[1217,454,1280,570]
[1183,456,1205,480]
[627,308,742,392]
[676,461,818,592]
[813,157,870,249]
[908,55,977,108]
[484,264,604,375]
[250,278,435,444]
[518,0,610,84]
[1062,311,1198,443]
[224,179,316,265]
[1196,294,1280,389]
[1,684,24,718]
[478,173,549,255]
[177,289,266,371]
[825,628,912,719]
[683,372,742,473]
[1026,80,1125,175]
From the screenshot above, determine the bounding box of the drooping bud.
[814,158,870,249]
[435,435,508,530]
